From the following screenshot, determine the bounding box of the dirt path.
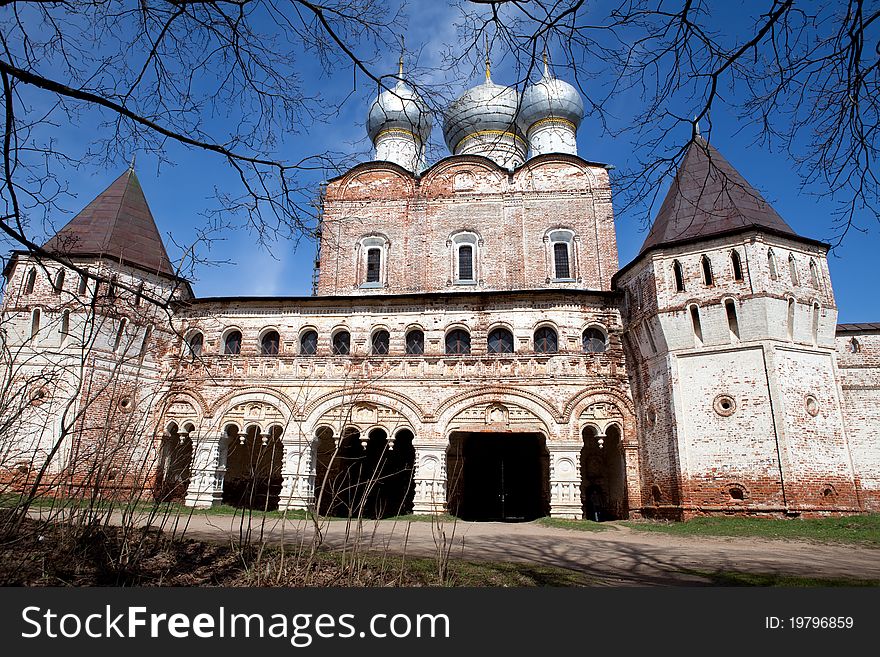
[163,512,880,586]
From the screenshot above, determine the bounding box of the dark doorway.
[581,425,627,521]
[154,423,193,502]
[316,427,415,519]
[447,432,549,521]
[222,424,283,511]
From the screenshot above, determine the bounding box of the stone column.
[623,443,643,519]
[412,444,447,515]
[184,432,225,508]
[548,442,583,518]
[278,439,315,511]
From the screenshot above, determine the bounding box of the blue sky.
[10,1,878,322]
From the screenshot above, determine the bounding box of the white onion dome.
[442,77,524,154]
[366,79,432,145]
[516,64,585,135]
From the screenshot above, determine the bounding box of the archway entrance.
[315,427,415,519]
[447,432,549,521]
[222,424,283,511]
[581,425,627,520]
[154,422,193,502]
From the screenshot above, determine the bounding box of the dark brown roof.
[837,322,880,333]
[42,168,176,277]
[640,136,798,252]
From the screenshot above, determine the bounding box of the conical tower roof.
[43,167,176,277]
[641,136,797,252]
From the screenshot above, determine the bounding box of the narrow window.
[445,329,470,355]
[811,303,820,346]
[24,268,36,294]
[30,309,41,339]
[300,330,318,356]
[553,242,571,279]
[848,337,860,353]
[788,254,799,286]
[140,327,152,357]
[672,260,685,292]
[224,330,242,355]
[371,330,390,355]
[113,318,127,352]
[107,276,118,301]
[701,255,713,286]
[768,249,778,280]
[405,329,424,355]
[582,327,607,353]
[60,310,70,341]
[809,259,820,288]
[725,299,740,341]
[458,245,474,282]
[643,321,658,353]
[134,283,144,307]
[78,273,88,295]
[534,326,558,354]
[786,298,795,341]
[730,250,743,281]
[53,269,65,293]
[690,305,703,347]
[332,331,350,355]
[261,330,280,355]
[487,327,514,354]
[366,248,381,284]
[187,332,204,357]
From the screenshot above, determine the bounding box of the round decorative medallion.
[118,396,134,412]
[713,394,736,417]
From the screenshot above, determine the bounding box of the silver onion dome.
[516,64,585,134]
[366,80,432,144]
[442,78,524,154]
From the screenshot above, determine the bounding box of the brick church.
[2,57,878,521]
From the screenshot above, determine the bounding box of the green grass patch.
[685,569,880,587]
[535,517,608,532]
[624,514,880,546]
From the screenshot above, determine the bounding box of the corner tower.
[615,133,861,518]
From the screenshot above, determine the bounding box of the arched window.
[30,309,40,339]
[582,327,607,353]
[643,320,658,354]
[768,249,778,280]
[452,232,478,284]
[107,275,118,301]
[53,269,65,293]
[725,299,740,341]
[78,273,88,295]
[365,248,381,284]
[445,328,471,355]
[332,330,350,355]
[371,329,390,355]
[848,337,860,353]
[260,330,280,355]
[786,298,795,341]
[60,310,70,341]
[300,330,318,355]
[809,259,820,288]
[811,303,820,346]
[134,282,144,307]
[730,250,743,281]
[113,318,127,352]
[672,260,685,292]
[141,327,152,357]
[700,255,713,286]
[187,332,203,357]
[534,326,558,354]
[24,268,36,294]
[223,330,242,355]
[788,254,799,286]
[405,329,424,355]
[487,327,514,354]
[690,305,703,347]
[547,230,575,281]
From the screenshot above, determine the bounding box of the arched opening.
[113,318,126,352]
[300,329,318,355]
[788,254,799,285]
[787,298,795,341]
[77,273,88,295]
[154,423,193,502]
[487,327,514,354]
[60,310,70,342]
[689,305,703,347]
[30,309,41,339]
[730,250,743,281]
[24,268,36,294]
[447,431,549,522]
[224,330,242,355]
[700,255,713,286]
[405,329,424,355]
[445,328,470,355]
[672,260,685,292]
[53,269,65,293]
[849,337,860,353]
[768,249,778,280]
[812,302,820,346]
[725,299,740,341]
[534,326,558,354]
[332,330,350,355]
[371,329,390,355]
[581,425,628,521]
[260,330,280,355]
[222,424,283,511]
[582,327,607,353]
[187,331,204,357]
